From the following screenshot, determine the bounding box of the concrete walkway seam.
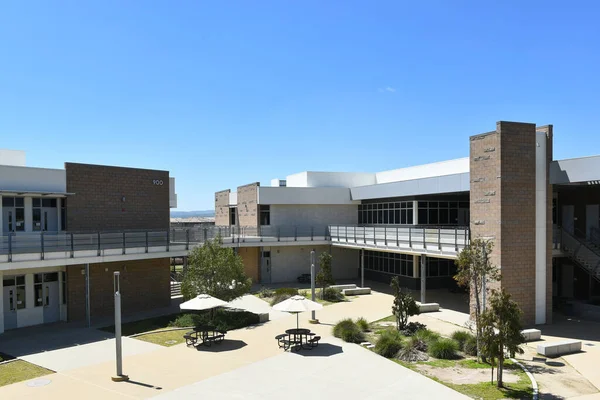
[511,358,538,400]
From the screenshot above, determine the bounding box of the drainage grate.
[165,340,178,345]
[26,379,52,387]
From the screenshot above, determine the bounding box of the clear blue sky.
[2,1,599,211]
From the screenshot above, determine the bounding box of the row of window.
[358,202,414,225]
[2,272,66,309]
[2,196,66,232]
[363,250,457,278]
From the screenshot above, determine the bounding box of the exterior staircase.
[560,227,600,282]
[170,278,182,298]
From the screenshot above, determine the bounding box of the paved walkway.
[151,337,468,400]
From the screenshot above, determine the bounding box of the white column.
[413,255,420,278]
[24,197,33,233]
[56,198,62,232]
[420,254,427,303]
[535,132,547,324]
[0,194,3,235]
[360,250,364,288]
[413,201,419,225]
[0,270,4,333]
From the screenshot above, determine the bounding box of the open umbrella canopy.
[272,295,323,313]
[179,294,228,311]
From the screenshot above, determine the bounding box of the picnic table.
[275,328,320,351]
[184,325,227,347]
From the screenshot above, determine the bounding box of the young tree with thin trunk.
[391,276,420,331]
[181,235,252,302]
[316,252,335,299]
[480,289,525,387]
[454,238,500,362]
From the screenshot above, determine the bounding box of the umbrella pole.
[297,313,299,330]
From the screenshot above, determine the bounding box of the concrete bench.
[258,313,269,323]
[537,340,582,357]
[417,303,440,313]
[330,284,357,291]
[521,328,542,342]
[342,287,371,296]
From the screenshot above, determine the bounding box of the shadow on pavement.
[540,315,600,343]
[124,379,163,391]
[293,343,343,357]
[194,339,247,353]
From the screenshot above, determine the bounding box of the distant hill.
[170,210,215,218]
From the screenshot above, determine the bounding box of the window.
[425,258,455,278]
[3,197,26,231]
[35,274,43,307]
[33,199,42,231]
[358,201,414,225]
[260,205,270,226]
[61,199,67,231]
[363,250,414,277]
[16,275,26,309]
[61,271,67,305]
[229,207,236,226]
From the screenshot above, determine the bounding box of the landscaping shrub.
[400,321,427,336]
[274,287,298,297]
[414,328,440,346]
[333,319,365,343]
[270,294,293,306]
[451,330,473,351]
[408,335,428,352]
[257,286,274,298]
[428,338,459,359]
[463,335,478,356]
[323,287,345,302]
[169,310,259,332]
[375,330,404,358]
[397,342,429,362]
[356,317,370,332]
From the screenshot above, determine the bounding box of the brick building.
[0,151,179,334]
[212,121,600,326]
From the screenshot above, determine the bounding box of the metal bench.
[308,335,321,348]
[183,331,198,346]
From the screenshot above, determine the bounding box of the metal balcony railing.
[0,224,469,263]
[328,224,469,253]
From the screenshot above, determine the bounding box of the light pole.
[310,249,318,323]
[111,271,129,382]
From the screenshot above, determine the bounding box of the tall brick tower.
[469,121,553,325]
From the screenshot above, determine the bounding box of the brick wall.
[470,121,550,325]
[66,258,170,322]
[238,247,260,283]
[215,189,231,227]
[65,163,170,232]
[237,183,259,228]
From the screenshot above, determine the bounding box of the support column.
[182,256,188,275]
[413,200,419,225]
[413,255,420,278]
[0,270,4,334]
[420,254,427,303]
[360,250,364,288]
[0,194,3,236]
[535,131,548,324]
[56,198,62,232]
[85,263,91,328]
[24,197,33,232]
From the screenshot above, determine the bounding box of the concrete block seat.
[537,340,582,357]
[330,284,358,291]
[342,287,371,296]
[521,328,542,342]
[417,303,440,313]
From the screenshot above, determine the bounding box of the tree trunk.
[497,356,504,388]
[491,364,494,385]
[473,274,482,362]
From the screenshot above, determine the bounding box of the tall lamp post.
[111,271,129,382]
[310,249,319,323]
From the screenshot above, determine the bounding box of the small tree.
[181,236,252,302]
[454,238,500,361]
[316,252,335,299]
[391,276,420,330]
[480,289,525,387]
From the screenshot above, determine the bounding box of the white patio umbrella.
[272,295,323,329]
[179,294,228,311]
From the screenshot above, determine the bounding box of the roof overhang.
[0,189,75,198]
[550,155,600,185]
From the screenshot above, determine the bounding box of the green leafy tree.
[454,238,500,361]
[391,276,420,330]
[480,289,525,387]
[181,236,252,302]
[316,252,335,299]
